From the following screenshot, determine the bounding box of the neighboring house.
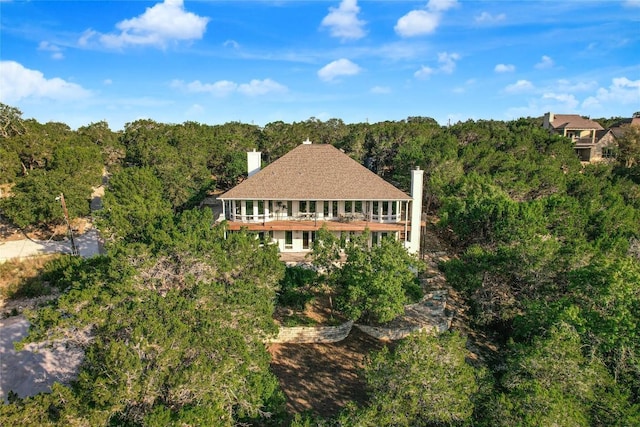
[217,139,424,254]
[610,116,640,139]
[543,112,613,162]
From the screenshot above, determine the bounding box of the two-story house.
[217,139,424,254]
[543,112,614,162]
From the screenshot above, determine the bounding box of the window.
[246,200,253,218]
[345,200,352,213]
[303,231,315,249]
[258,200,264,215]
[324,201,330,216]
[602,147,616,159]
[287,201,292,216]
[285,231,293,249]
[299,200,307,213]
[309,201,316,213]
[355,201,362,213]
[373,201,379,215]
[332,201,338,217]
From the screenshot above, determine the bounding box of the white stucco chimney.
[302,138,312,145]
[247,149,262,177]
[407,167,424,254]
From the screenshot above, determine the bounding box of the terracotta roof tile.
[219,144,411,201]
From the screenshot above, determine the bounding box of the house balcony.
[223,218,409,233]
[571,136,596,146]
[225,211,403,224]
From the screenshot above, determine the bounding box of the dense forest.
[1,101,640,426]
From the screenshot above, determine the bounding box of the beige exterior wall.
[268,229,398,253]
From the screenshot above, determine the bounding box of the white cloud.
[38,41,64,60]
[554,79,597,93]
[171,79,238,97]
[103,79,113,85]
[453,78,476,94]
[395,0,458,37]
[317,58,362,82]
[78,29,97,47]
[535,55,554,69]
[83,0,209,49]
[542,92,579,110]
[504,79,534,93]
[185,103,204,115]
[414,51,460,79]
[321,0,366,41]
[370,85,391,94]
[238,79,288,96]
[438,52,459,73]
[495,63,515,73]
[0,61,90,103]
[582,77,640,109]
[624,0,640,7]
[428,0,458,12]
[475,11,506,24]
[395,10,439,37]
[223,39,240,49]
[171,78,287,97]
[414,66,435,79]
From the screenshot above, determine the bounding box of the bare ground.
[268,327,388,418]
[268,221,500,419]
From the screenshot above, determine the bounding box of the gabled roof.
[610,117,640,137]
[550,114,604,130]
[219,143,411,201]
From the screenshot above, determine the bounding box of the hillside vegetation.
[1,103,639,426]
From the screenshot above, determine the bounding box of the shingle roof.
[219,143,411,201]
[551,114,604,130]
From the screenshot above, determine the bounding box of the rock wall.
[268,320,354,344]
[269,290,452,344]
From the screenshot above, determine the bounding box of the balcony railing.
[572,136,595,146]
[227,211,402,223]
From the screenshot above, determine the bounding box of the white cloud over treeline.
[0,61,90,103]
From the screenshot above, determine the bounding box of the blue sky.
[1,0,639,131]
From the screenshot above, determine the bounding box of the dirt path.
[268,328,388,418]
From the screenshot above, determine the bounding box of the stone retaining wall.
[268,320,354,343]
[269,289,453,343]
[354,320,449,341]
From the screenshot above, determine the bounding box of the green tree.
[618,124,640,168]
[488,322,639,427]
[308,224,342,276]
[0,383,87,426]
[0,169,90,228]
[0,102,26,138]
[98,166,174,243]
[0,146,21,183]
[15,213,285,426]
[77,120,123,168]
[347,331,479,426]
[337,234,422,323]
